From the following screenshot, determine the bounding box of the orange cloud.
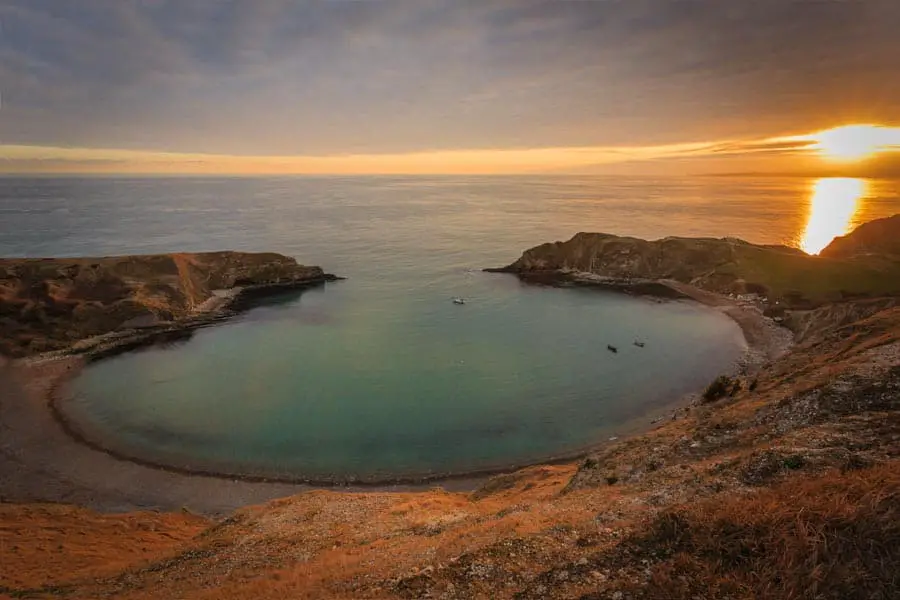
[1,126,895,175]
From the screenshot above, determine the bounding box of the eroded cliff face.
[785,297,900,345]
[500,234,774,283]
[820,214,900,260]
[494,215,900,307]
[0,252,333,357]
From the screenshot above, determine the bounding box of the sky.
[1,0,900,175]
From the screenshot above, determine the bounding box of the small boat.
[634,340,646,348]
[452,297,466,305]
[607,344,618,353]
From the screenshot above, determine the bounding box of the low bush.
[702,375,741,403]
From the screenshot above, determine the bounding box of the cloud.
[1,0,899,158]
[0,130,871,175]
[0,141,717,175]
[704,138,816,156]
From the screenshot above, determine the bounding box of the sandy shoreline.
[659,279,794,367]
[0,281,792,515]
[1,356,498,515]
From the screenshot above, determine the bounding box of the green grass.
[727,245,900,304]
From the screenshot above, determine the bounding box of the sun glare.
[800,177,866,255]
[810,124,900,162]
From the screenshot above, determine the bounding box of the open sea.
[1,175,898,480]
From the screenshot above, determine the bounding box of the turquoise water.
[66,281,744,480]
[2,175,897,480]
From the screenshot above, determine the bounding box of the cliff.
[820,214,900,260]
[492,214,900,308]
[784,296,900,344]
[0,252,335,358]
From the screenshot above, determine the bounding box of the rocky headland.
[2,218,900,599]
[489,214,900,310]
[0,251,338,358]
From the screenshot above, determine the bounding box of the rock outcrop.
[820,214,900,260]
[0,252,336,357]
[784,296,900,344]
[491,215,900,308]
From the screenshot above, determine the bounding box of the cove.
[64,273,746,483]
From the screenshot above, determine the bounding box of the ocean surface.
[2,175,898,479]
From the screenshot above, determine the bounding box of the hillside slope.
[821,214,900,259]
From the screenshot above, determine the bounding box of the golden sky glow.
[1,124,899,175]
[807,124,900,162]
[800,177,866,254]
[0,141,733,175]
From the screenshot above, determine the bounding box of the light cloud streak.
[0,134,833,175]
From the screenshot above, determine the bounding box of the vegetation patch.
[623,464,900,599]
[702,375,742,403]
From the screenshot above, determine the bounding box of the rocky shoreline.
[50,274,341,363]
[484,267,691,300]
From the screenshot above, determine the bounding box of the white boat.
[452,297,466,305]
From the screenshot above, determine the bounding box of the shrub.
[783,455,805,470]
[745,282,769,295]
[702,375,741,403]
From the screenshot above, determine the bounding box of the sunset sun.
[811,124,900,162]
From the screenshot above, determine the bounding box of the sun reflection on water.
[800,178,866,255]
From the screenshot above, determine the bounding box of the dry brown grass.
[0,503,209,592]
[627,463,900,600]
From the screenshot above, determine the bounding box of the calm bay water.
[2,175,898,479]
